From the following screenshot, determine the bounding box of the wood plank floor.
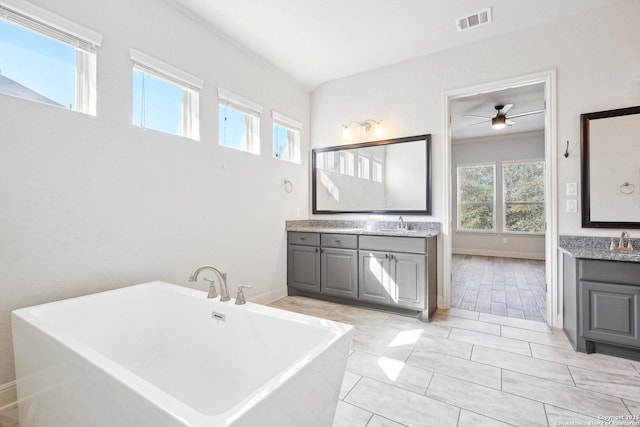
[452,255,546,322]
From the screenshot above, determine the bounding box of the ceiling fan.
[464,104,544,129]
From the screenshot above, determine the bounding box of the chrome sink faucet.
[398,216,407,230]
[188,265,231,301]
[611,231,633,251]
[620,231,630,248]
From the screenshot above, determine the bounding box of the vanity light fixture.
[342,119,383,139]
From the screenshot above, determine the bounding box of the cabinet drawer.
[321,234,358,249]
[359,235,426,254]
[288,232,320,246]
[579,259,640,286]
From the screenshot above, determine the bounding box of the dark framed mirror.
[312,134,431,214]
[581,105,640,228]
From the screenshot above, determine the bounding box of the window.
[340,151,355,176]
[357,154,370,180]
[457,163,496,231]
[317,151,335,172]
[503,160,545,233]
[272,111,301,163]
[0,1,101,114]
[218,88,261,155]
[130,49,202,140]
[372,159,383,183]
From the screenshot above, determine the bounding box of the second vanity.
[560,235,640,361]
[286,220,439,322]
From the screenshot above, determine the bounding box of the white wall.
[0,0,310,385]
[452,132,545,259]
[311,0,640,304]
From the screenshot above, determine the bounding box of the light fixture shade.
[373,122,383,136]
[342,126,351,139]
[492,116,506,129]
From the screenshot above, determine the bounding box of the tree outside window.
[457,163,496,231]
[503,160,545,233]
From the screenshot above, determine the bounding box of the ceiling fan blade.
[468,119,491,127]
[506,119,516,126]
[501,104,514,115]
[508,109,545,119]
[463,114,493,119]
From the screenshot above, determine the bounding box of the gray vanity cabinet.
[358,236,433,311]
[359,251,390,304]
[393,253,427,308]
[287,232,320,292]
[358,250,426,309]
[288,231,437,321]
[580,281,639,348]
[320,234,358,299]
[563,252,640,358]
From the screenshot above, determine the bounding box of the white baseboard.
[0,381,17,411]
[249,286,288,305]
[453,248,545,261]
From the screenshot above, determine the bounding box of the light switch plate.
[566,182,578,196]
[566,199,577,213]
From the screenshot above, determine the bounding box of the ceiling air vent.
[456,8,492,32]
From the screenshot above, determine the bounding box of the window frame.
[272,110,301,163]
[0,0,102,114]
[502,159,546,235]
[339,151,355,176]
[371,158,383,183]
[357,153,370,180]
[130,48,202,140]
[456,162,497,233]
[218,87,262,155]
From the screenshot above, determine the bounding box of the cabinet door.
[321,248,357,299]
[391,252,426,309]
[288,245,320,292]
[358,251,390,304]
[580,280,640,348]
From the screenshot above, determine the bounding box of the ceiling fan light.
[492,116,506,129]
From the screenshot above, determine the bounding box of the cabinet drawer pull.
[300,237,305,241]
[335,239,341,244]
[315,248,318,253]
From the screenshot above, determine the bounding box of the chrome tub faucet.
[189,265,231,301]
[235,285,253,305]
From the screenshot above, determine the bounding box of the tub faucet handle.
[235,285,253,305]
[202,278,218,299]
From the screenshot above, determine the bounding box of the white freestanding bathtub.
[12,281,353,427]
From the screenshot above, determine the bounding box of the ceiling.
[167,0,617,89]
[450,83,545,141]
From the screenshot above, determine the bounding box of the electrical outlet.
[502,237,508,244]
[296,208,301,218]
[566,199,578,213]
[566,182,578,196]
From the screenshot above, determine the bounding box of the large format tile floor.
[452,255,547,322]
[269,296,640,427]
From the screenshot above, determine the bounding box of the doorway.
[441,71,559,327]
